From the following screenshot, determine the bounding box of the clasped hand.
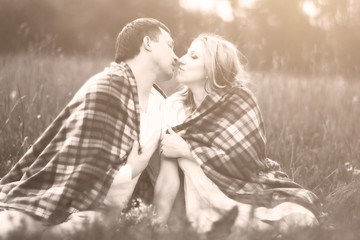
[160,128,192,159]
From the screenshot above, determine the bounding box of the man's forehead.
[159,28,173,42]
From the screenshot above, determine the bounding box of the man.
[0,18,177,240]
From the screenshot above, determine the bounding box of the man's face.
[151,28,178,82]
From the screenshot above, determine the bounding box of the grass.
[0,50,109,175]
[253,73,360,199]
[0,49,359,239]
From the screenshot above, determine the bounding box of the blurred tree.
[0,0,57,51]
[0,0,359,76]
[232,0,326,74]
[317,0,360,75]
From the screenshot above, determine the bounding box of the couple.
[0,18,320,239]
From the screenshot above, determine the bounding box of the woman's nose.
[178,55,186,65]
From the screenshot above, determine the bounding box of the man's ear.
[142,36,152,52]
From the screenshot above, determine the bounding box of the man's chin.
[156,72,176,83]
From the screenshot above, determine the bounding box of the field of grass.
[0,49,359,239]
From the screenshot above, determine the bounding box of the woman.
[154,34,321,235]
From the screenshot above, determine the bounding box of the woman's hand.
[160,128,192,159]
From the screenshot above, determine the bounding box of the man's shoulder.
[69,67,131,104]
[86,63,132,88]
[103,63,130,81]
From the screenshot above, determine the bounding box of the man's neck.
[125,58,156,112]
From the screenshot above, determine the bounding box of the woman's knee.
[0,210,44,240]
[277,212,319,234]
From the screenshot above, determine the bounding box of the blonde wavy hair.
[175,34,248,113]
[197,33,248,92]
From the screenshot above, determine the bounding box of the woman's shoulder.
[164,90,186,108]
[229,85,258,104]
[162,90,188,126]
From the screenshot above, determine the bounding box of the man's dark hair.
[115,18,170,63]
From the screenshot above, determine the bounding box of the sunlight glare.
[216,0,234,22]
[179,0,216,12]
[179,0,234,22]
[302,1,319,17]
[238,0,257,8]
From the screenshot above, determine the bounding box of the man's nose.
[173,55,181,68]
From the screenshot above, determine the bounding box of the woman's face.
[176,40,207,86]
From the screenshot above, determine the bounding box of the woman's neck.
[189,85,208,108]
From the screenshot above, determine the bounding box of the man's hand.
[127,139,158,179]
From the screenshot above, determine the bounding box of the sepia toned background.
[1,0,360,75]
[0,0,359,239]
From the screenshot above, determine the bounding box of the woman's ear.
[142,36,152,52]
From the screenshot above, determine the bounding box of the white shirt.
[103,87,164,208]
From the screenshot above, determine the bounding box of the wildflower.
[344,162,353,172]
[272,192,279,200]
[352,96,359,104]
[37,114,41,119]
[10,90,17,100]
[120,198,156,224]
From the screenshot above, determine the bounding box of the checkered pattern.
[0,62,142,224]
[174,86,321,215]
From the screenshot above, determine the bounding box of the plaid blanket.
[173,86,321,215]
[0,62,143,224]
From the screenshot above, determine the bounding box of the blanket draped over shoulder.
[0,62,141,224]
[173,86,321,216]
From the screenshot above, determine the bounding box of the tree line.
[1,0,359,76]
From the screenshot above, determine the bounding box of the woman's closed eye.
[168,41,175,49]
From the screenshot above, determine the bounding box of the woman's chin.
[175,76,185,84]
